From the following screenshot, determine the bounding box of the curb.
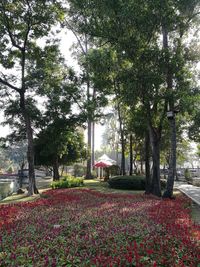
[178,188,200,207]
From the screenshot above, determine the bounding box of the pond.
[0,180,18,200]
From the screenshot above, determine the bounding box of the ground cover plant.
[0,189,199,266]
[51,175,84,189]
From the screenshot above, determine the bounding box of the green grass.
[83,179,144,194]
[0,193,40,204]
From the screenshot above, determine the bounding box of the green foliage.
[108,176,146,190]
[108,175,167,190]
[108,165,120,176]
[184,168,192,183]
[35,126,86,168]
[73,164,86,177]
[51,175,84,189]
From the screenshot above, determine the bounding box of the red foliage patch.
[0,189,199,266]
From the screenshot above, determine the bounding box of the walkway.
[175,182,200,206]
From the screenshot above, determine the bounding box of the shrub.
[108,175,146,190]
[108,165,120,176]
[51,176,84,189]
[108,176,167,191]
[184,168,192,184]
[73,164,86,177]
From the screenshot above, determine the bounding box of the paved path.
[175,182,200,206]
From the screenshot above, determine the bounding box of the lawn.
[0,188,199,266]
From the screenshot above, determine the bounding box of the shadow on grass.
[0,193,40,204]
[83,179,144,195]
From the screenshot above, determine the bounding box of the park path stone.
[175,182,200,206]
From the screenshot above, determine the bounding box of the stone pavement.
[174,182,200,206]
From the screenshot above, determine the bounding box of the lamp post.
[163,107,177,198]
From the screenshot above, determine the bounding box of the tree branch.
[2,10,23,51]
[0,77,20,93]
[65,20,86,55]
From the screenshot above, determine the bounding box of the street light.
[167,110,174,119]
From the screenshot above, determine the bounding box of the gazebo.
[94,154,116,179]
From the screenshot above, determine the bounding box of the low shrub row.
[51,175,84,189]
[108,175,167,190]
[108,175,145,190]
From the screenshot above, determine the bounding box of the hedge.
[108,175,167,190]
[108,176,145,190]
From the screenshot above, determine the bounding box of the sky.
[0,28,105,150]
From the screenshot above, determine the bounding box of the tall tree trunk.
[20,92,38,195]
[91,88,96,170]
[85,36,93,179]
[145,131,151,194]
[162,24,176,198]
[140,159,143,174]
[117,104,126,175]
[86,119,93,178]
[163,117,176,198]
[116,137,119,166]
[91,122,95,170]
[149,125,161,197]
[19,160,25,188]
[129,134,133,176]
[53,156,60,181]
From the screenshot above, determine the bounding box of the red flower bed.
[0,189,199,266]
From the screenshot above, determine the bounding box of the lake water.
[0,180,18,200]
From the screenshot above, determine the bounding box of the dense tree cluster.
[0,0,199,196]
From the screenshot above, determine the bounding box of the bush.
[108,176,167,191]
[73,164,86,177]
[51,175,84,189]
[108,165,120,176]
[184,168,192,184]
[108,175,146,190]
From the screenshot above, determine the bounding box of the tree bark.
[162,23,176,198]
[117,104,126,175]
[91,122,95,170]
[163,117,176,198]
[86,119,93,178]
[140,159,143,174]
[85,36,93,179]
[129,134,133,176]
[53,156,60,181]
[145,131,151,194]
[20,92,38,195]
[19,160,25,188]
[149,125,161,197]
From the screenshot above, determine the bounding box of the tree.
[63,13,112,178]
[35,123,86,180]
[67,0,200,197]
[0,0,63,195]
[27,44,87,180]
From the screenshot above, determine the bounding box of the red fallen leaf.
[0,189,199,266]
